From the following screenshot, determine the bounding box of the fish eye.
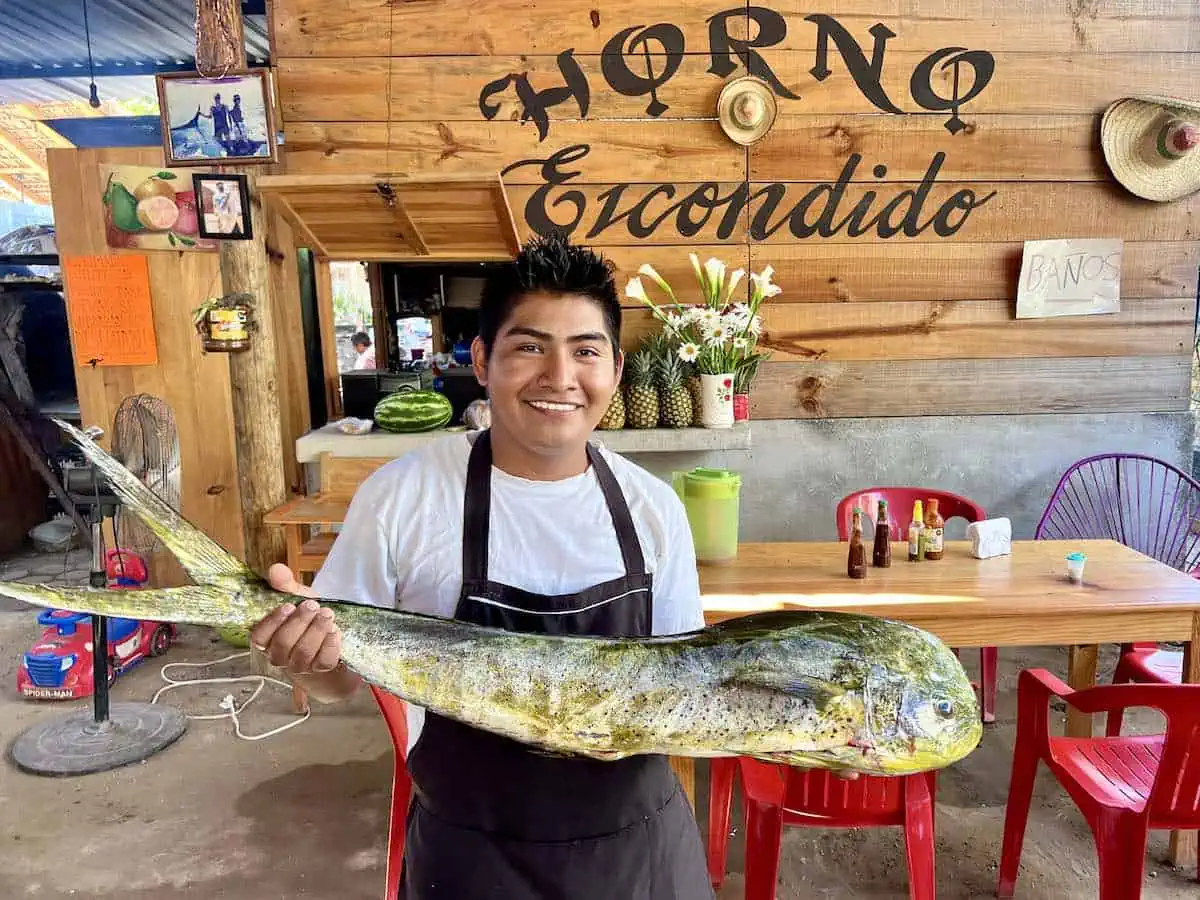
[934,699,954,718]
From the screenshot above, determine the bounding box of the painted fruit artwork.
[100,165,217,252]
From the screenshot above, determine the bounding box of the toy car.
[17,549,177,700]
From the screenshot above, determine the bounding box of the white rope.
[150,652,310,741]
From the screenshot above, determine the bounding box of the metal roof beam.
[0,59,270,80]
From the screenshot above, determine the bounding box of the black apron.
[399,429,712,900]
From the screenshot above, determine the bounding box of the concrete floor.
[0,545,1197,899]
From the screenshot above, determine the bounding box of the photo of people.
[156,70,277,165]
[193,174,253,240]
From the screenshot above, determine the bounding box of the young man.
[249,233,714,899]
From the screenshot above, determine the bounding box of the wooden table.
[675,539,1200,866]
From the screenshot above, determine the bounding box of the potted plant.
[192,292,255,353]
[625,254,777,428]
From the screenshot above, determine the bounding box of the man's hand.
[248,563,360,701]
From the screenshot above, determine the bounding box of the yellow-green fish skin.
[0,419,983,776]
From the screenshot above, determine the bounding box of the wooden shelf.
[255,172,520,262]
[295,424,751,463]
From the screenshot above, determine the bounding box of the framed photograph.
[193,173,253,240]
[156,69,277,166]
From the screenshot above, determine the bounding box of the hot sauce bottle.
[872,499,891,567]
[848,507,868,579]
[923,498,945,561]
[908,500,924,561]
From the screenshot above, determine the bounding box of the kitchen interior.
[339,261,501,427]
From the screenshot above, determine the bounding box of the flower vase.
[699,373,735,428]
[733,393,750,422]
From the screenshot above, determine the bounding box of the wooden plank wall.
[269,0,1200,418]
[45,147,310,582]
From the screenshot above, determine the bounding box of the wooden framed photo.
[156,69,277,166]
[193,173,253,240]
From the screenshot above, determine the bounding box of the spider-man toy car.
[16,550,176,700]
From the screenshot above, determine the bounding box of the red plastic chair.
[708,757,937,899]
[1106,648,1185,735]
[836,487,996,723]
[369,685,412,900]
[997,669,1200,899]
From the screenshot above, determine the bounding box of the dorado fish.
[0,420,982,776]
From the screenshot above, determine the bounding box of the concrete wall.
[626,413,1196,543]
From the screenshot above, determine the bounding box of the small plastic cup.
[1065,551,1087,583]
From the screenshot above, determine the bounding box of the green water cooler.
[673,467,742,566]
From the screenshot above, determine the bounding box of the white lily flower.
[722,268,746,305]
[637,263,677,302]
[625,277,649,305]
[703,258,727,304]
[750,266,781,304]
[689,253,706,299]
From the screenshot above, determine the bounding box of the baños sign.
[478,8,999,241]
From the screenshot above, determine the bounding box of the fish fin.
[53,417,256,586]
[0,580,256,628]
[733,671,842,707]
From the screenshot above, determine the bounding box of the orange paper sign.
[63,254,159,367]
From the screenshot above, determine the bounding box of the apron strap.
[587,442,647,577]
[462,431,647,582]
[462,429,493,583]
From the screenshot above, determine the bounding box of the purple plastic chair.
[1034,453,1200,573]
[1035,453,1200,716]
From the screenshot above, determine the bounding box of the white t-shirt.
[311,431,705,748]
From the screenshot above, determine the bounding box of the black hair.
[477,232,621,358]
[351,331,371,347]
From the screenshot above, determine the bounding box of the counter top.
[295,423,752,462]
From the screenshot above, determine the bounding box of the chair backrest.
[319,453,393,500]
[370,684,409,757]
[369,685,411,900]
[836,487,986,541]
[781,768,933,826]
[1034,453,1200,573]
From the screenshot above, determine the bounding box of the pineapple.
[624,349,659,428]
[656,348,693,428]
[686,372,703,411]
[597,386,625,429]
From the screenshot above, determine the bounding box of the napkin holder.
[967,517,1012,559]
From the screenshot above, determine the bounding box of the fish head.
[862,634,983,774]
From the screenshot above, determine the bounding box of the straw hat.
[1100,95,1200,201]
[717,76,777,146]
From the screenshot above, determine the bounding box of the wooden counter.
[294,422,752,463]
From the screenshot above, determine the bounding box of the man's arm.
[252,464,407,702]
[650,491,706,636]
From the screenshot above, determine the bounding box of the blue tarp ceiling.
[1,0,269,104]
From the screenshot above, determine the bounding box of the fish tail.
[0,580,271,628]
[52,418,255,586]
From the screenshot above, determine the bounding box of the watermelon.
[374,389,454,433]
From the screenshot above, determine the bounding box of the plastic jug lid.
[682,467,741,498]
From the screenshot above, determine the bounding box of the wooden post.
[195,0,287,576]
[313,258,342,420]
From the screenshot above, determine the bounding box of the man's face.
[472,291,622,460]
